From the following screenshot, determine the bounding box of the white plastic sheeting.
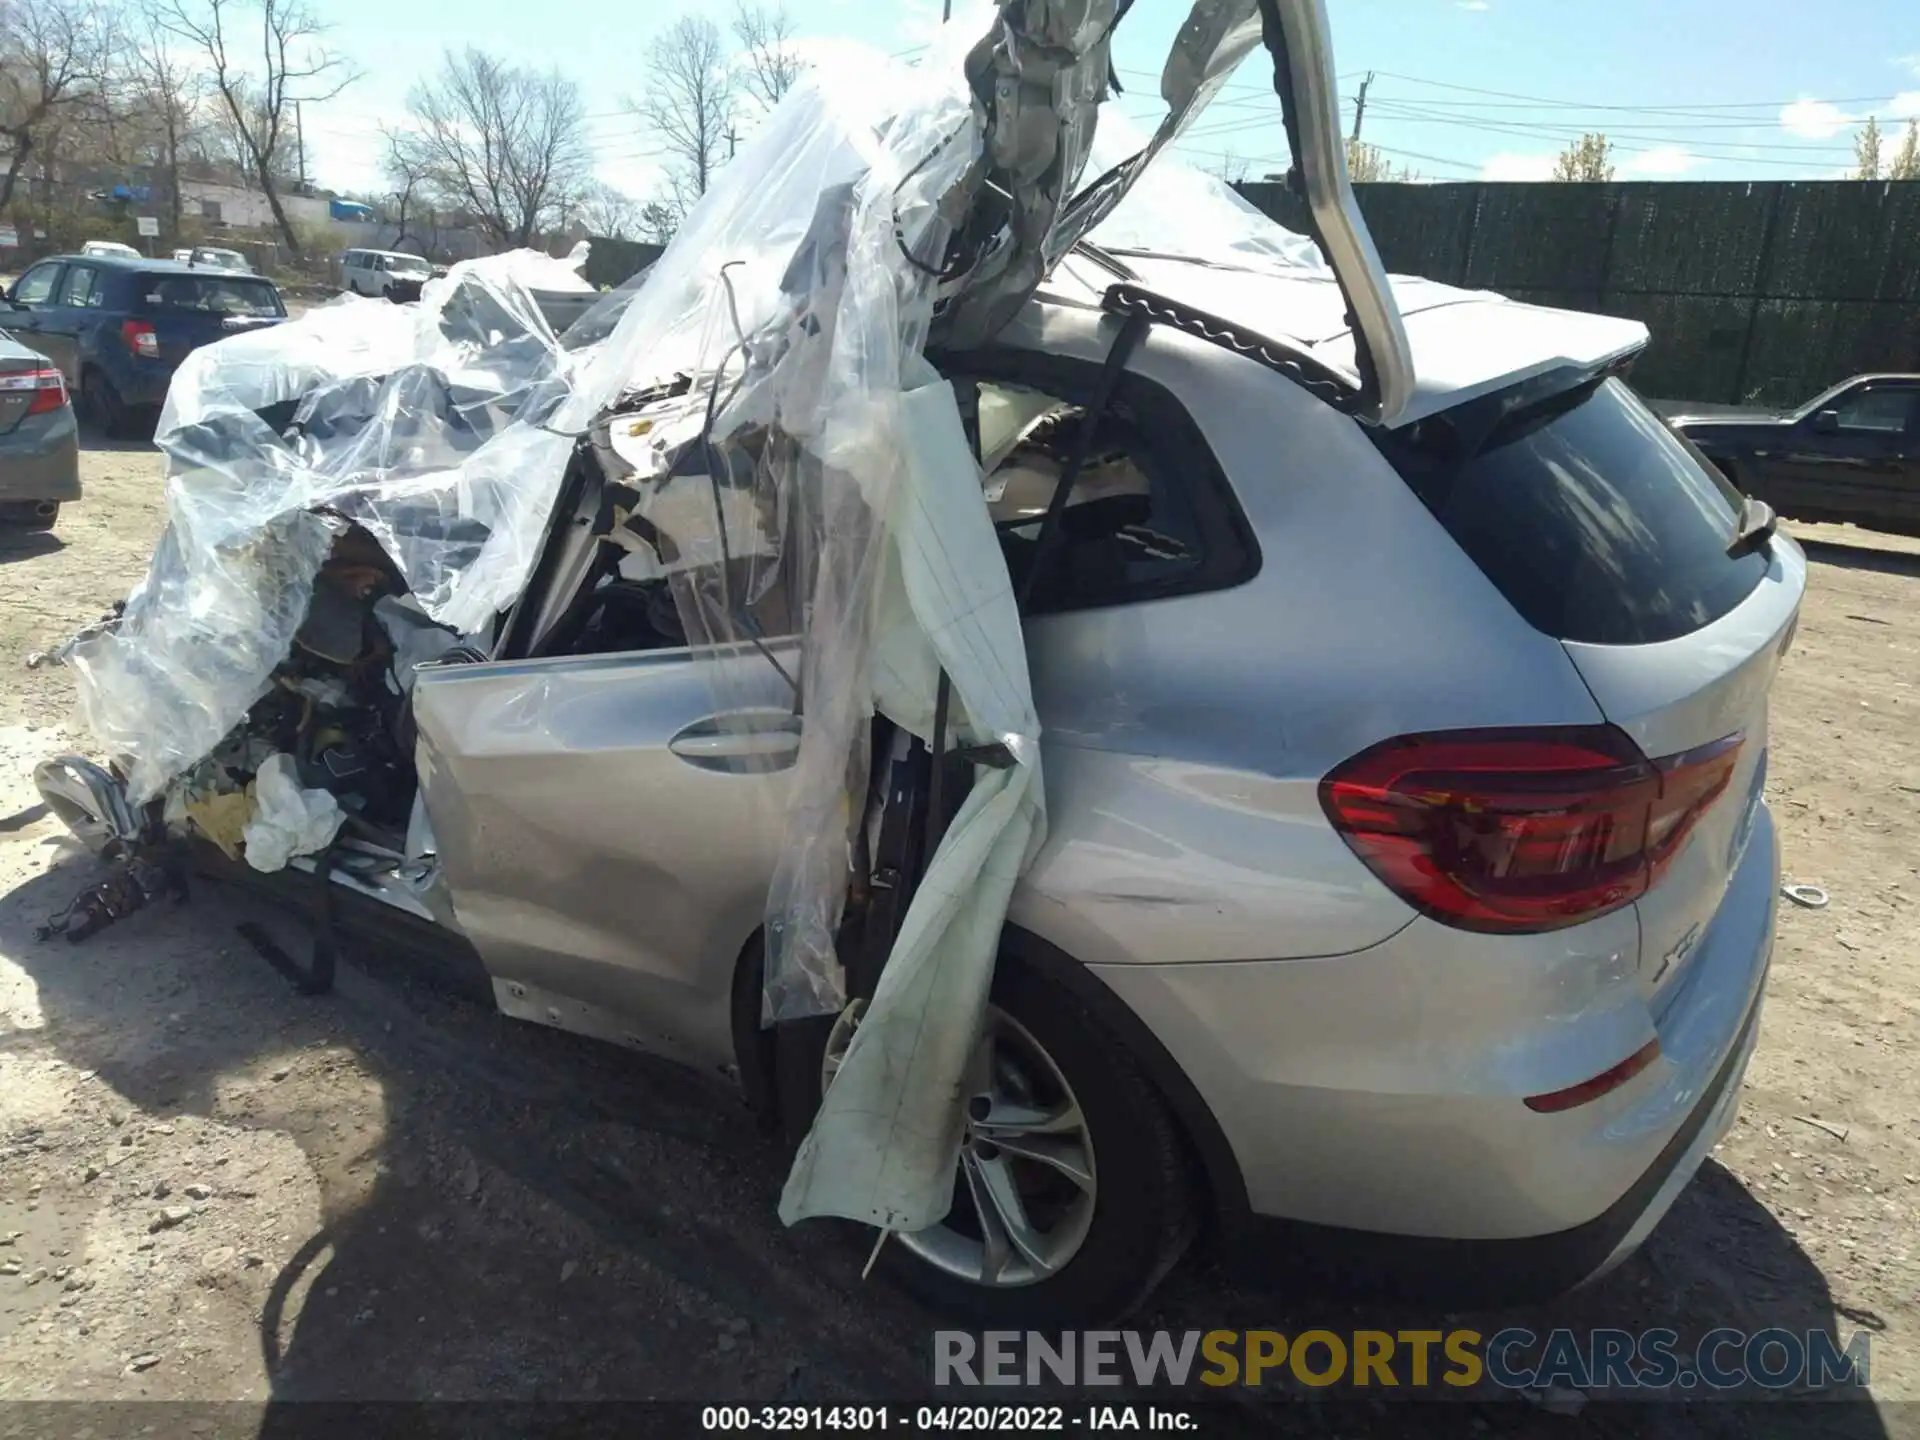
[780,360,1044,1230]
[1083,109,1328,273]
[67,252,594,806]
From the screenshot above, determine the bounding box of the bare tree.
[0,0,114,214]
[1853,115,1884,179]
[393,47,593,251]
[1894,119,1920,182]
[637,197,676,245]
[733,2,801,114]
[577,181,642,239]
[1856,115,1920,181]
[126,6,206,240]
[156,0,358,256]
[1551,132,1615,182]
[635,16,733,218]
[1345,137,1416,183]
[380,126,431,251]
[1211,150,1249,186]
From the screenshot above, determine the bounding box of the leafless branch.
[155,0,360,255]
[394,47,593,251]
[0,0,117,212]
[733,2,801,113]
[633,15,733,215]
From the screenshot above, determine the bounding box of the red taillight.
[121,319,159,358]
[0,366,69,415]
[1320,725,1744,935]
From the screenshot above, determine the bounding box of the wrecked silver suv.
[29,0,1794,1326]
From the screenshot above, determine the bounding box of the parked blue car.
[2,254,286,437]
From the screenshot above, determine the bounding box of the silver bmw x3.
[30,0,1798,1326]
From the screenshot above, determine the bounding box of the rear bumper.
[1224,993,1760,1306]
[103,354,176,409]
[0,408,81,503]
[1090,804,1779,1305]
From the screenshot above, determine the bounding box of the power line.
[1362,98,1859,148]
[1367,70,1902,115]
[1358,101,1858,160]
[1174,97,1858,168]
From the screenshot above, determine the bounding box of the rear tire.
[782,957,1198,1326]
[81,369,129,439]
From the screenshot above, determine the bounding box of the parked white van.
[339,249,432,300]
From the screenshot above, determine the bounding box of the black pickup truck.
[1668,374,1920,537]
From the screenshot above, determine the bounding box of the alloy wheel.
[821,999,1098,1287]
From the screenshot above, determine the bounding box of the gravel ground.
[0,435,1913,1436]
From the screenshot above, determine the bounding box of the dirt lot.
[0,437,1914,1435]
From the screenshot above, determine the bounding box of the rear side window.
[1833,386,1917,434]
[954,368,1258,616]
[58,266,102,307]
[1381,377,1768,646]
[140,275,284,317]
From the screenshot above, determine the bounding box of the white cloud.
[1779,97,1853,139]
[1457,1,1491,10]
[1481,151,1557,181]
[1624,145,1701,177]
[1890,90,1920,120]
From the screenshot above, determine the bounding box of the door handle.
[669,711,801,773]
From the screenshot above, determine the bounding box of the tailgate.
[154,313,282,364]
[1563,541,1803,1013]
[1377,375,1807,1011]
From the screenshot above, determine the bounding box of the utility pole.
[1350,71,1373,143]
[726,126,739,160]
[296,102,306,191]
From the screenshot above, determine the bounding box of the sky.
[293,0,1920,200]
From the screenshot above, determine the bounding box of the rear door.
[409,641,800,1062]
[1386,377,1803,1013]
[1778,380,1920,531]
[31,263,102,383]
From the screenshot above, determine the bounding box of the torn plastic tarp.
[779,359,1044,1230]
[66,251,593,806]
[551,32,1060,1229]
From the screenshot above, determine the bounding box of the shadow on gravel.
[77,419,157,454]
[1798,538,1920,581]
[0,847,936,1412]
[0,845,1889,1439]
[0,529,63,563]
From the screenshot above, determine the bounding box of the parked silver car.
[29,0,1798,1325]
[0,328,79,529]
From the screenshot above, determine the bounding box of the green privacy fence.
[1236,180,1920,407]
[581,237,666,292]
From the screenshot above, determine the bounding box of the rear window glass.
[142,275,283,317]
[1380,377,1768,646]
